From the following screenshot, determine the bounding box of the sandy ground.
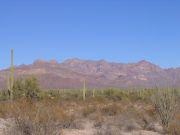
[0,118,163,135]
[63,120,163,135]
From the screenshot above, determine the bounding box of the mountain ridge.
[0,58,179,89]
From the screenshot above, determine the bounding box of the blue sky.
[0,0,180,69]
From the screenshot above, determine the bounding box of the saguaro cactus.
[9,49,14,100]
[93,88,95,98]
[5,72,10,91]
[83,80,86,101]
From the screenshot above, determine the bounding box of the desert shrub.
[0,90,9,100]
[2,99,76,135]
[168,95,180,135]
[13,79,25,98]
[46,89,83,101]
[151,89,178,130]
[90,96,107,103]
[82,105,97,117]
[94,112,104,128]
[100,103,121,116]
[104,89,115,97]
[13,77,40,99]
[168,113,180,135]
[101,89,124,101]
[24,77,40,99]
[62,90,82,101]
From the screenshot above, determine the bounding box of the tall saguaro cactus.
[9,49,14,100]
[5,72,10,91]
[83,80,86,101]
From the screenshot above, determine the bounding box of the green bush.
[0,90,9,100]
[13,77,40,99]
[13,78,25,98]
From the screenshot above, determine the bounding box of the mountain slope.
[0,59,179,89]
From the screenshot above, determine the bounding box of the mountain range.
[0,58,180,89]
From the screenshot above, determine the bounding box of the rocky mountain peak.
[63,58,83,65]
[33,59,47,65]
[134,60,161,72]
[49,59,59,65]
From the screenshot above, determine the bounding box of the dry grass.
[168,108,180,135]
[0,88,179,135]
[0,98,79,135]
